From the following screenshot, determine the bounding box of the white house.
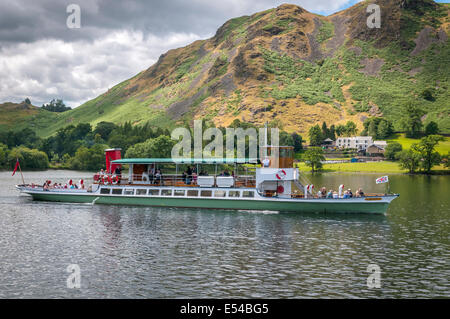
[336,136,374,151]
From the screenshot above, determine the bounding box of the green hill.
[2,0,449,137]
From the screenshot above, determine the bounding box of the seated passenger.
[347,189,353,198]
[326,190,333,199]
[332,191,338,199]
[343,191,350,199]
[356,188,365,197]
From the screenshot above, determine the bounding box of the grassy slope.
[1,2,449,138]
[387,133,450,154]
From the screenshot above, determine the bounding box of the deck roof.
[112,158,259,164]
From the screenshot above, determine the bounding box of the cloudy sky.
[0,0,444,108]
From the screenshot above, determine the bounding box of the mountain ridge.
[1,0,449,137]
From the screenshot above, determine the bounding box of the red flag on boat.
[12,159,19,176]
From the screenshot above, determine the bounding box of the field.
[387,134,450,155]
[296,161,447,174]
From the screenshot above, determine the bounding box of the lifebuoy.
[276,169,287,180]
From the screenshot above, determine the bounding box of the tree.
[377,120,393,139]
[397,149,421,173]
[411,135,444,173]
[0,143,9,168]
[125,136,176,159]
[321,122,330,140]
[384,142,403,161]
[329,125,336,141]
[368,120,377,138]
[280,131,294,147]
[94,122,117,141]
[8,146,49,170]
[70,144,109,171]
[303,147,325,172]
[420,88,435,101]
[402,103,424,138]
[424,121,439,136]
[24,98,31,105]
[335,124,346,137]
[344,121,358,136]
[291,133,303,152]
[42,99,71,112]
[308,125,324,146]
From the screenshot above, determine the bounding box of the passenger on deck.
[326,190,333,199]
[348,189,353,198]
[199,170,208,176]
[148,165,155,184]
[333,191,338,199]
[155,169,162,185]
[100,169,106,177]
[221,170,230,177]
[262,157,270,167]
[318,187,327,198]
[343,190,350,199]
[186,166,193,184]
[182,171,187,183]
[356,188,365,197]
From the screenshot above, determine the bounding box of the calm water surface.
[0,170,448,298]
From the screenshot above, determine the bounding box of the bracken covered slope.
[3,0,449,137]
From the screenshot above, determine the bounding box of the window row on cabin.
[100,188,255,198]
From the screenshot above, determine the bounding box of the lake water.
[0,170,448,298]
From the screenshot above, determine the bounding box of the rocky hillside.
[3,0,449,137]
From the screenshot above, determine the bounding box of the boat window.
[100,188,110,195]
[214,190,226,197]
[148,189,159,196]
[136,189,147,196]
[161,189,172,196]
[242,191,254,198]
[124,189,134,196]
[187,190,198,197]
[174,190,185,197]
[200,190,212,197]
[228,190,240,198]
[112,189,122,195]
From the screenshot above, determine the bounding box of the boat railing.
[95,173,256,188]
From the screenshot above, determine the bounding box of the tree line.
[0,119,304,172]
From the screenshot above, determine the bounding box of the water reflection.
[0,171,448,298]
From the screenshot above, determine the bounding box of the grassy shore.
[296,161,448,174]
[387,134,450,155]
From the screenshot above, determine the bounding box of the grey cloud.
[0,0,358,107]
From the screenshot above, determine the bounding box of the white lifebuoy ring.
[276,169,287,180]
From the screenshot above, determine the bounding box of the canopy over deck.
[112,158,259,165]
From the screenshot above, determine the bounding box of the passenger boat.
[16,145,399,214]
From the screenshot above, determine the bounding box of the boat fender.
[277,185,284,194]
[276,169,287,180]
